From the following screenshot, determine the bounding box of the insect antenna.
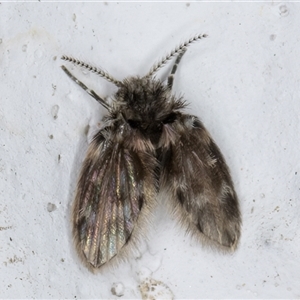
[61,55,123,87]
[145,33,208,78]
[61,65,111,110]
[167,48,187,90]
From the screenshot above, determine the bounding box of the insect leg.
[61,65,111,110]
[167,48,187,90]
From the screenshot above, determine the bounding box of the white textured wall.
[1,2,299,299]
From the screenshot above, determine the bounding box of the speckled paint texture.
[0,2,299,299]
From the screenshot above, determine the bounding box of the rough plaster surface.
[0,2,299,299]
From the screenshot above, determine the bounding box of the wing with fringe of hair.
[160,114,241,250]
[72,128,157,271]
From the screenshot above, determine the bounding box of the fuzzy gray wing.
[160,115,241,250]
[73,129,156,270]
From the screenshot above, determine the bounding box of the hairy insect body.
[112,77,183,148]
[62,34,241,271]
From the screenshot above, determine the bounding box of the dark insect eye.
[127,119,140,129]
[162,112,177,124]
[192,118,202,128]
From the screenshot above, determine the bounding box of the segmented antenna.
[146,33,208,78]
[61,55,123,87]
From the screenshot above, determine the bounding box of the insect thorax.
[111,77,185,145]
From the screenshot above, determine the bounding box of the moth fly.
[61,34,241,271]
